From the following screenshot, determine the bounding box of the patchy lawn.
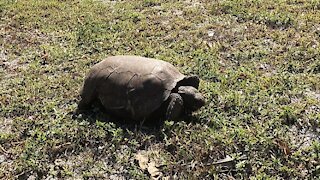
[0,0,319,179]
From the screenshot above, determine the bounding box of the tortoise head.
[178,86,205,111]
[177,75,200,89]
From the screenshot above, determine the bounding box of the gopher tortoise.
[77,55,205,120]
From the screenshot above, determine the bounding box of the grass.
[0,0,319,179]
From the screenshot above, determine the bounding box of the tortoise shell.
[79,55,191,120]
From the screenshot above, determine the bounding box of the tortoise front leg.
[77,78,97,112]
[166,93,184,120]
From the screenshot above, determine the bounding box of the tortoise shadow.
[71,108,165,136]
[71,105,201,137]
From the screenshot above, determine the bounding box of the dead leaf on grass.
[134,150,163,179]
[273,138,291,156]
[147,161,162,180]
[135,151,149,170]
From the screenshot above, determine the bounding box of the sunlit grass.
[0,0,319,179]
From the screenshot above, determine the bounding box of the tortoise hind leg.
[166,93,184,120]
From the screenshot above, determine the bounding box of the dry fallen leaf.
[135,151,149,170]
[147,161,162,180]
[273,139,291,156]
[135,151,163,179]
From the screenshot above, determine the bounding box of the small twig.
[15,170,31,179]
[68,55,87,62]
[11,141,24,145]
[0,144,8,154]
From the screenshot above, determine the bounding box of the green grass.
[0,0,319,179]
